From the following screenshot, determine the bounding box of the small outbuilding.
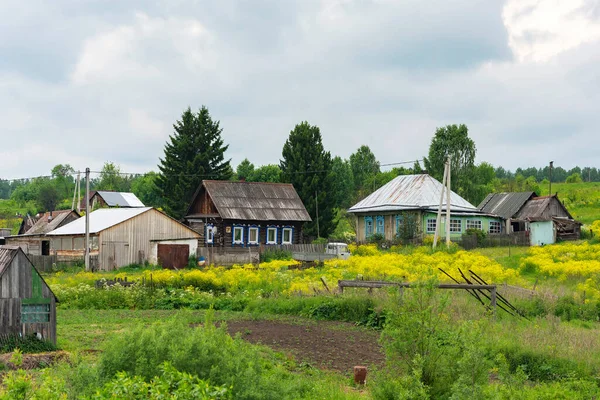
[0,246,57,344]
[47,207,200,270]
[80,190,145,210]
[5,210,81,255]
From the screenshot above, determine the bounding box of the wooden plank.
[337,280,496,290]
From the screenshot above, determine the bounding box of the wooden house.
[5,210,81,255]
[479,193,581,244]
[0,246,57,344]
[348,174,502,242]
[46,207,200,270]
[184,180,311,247]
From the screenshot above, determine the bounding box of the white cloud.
[503,0,600,62]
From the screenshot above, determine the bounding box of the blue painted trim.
[247,225,260,246]
[205,223,214,244]
[395,215,404,233]
[232,224,245,247]
[282,226,294,244]
[266,226,278,244]
[364,216,373,238]
[376,215,385,234]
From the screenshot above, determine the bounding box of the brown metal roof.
[197,180,311,222]
[24,210,80,235]
[478,192,535,220]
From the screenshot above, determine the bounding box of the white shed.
[47,208,200,270]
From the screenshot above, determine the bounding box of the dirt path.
[226,319,385,374]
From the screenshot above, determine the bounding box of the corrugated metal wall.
[98,209,199,270]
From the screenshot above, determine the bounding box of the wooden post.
[491,286,497,319]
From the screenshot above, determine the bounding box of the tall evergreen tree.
[349,145,380,200]
[280,122,335,238]
[156,106,232,219]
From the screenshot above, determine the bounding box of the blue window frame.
[395,215,404,233]
[376,216,385,234]
[232,225,244,246]
[266,226,278,244]
[282,227,294,244]
[365,216,373,237]
[248,226,260,245]
[205,224,215,244]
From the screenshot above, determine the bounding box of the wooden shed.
[0,246,57,345]
[47,208,200,270]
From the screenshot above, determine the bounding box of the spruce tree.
[280,122,335,239]
[156,106,232,219]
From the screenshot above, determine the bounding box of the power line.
[1,158,426,183]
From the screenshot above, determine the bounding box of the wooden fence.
[460,232,530,250]
[27,254,99,272]
[261,244,327,253]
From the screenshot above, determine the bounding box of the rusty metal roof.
[24,210,80,235]
[0,246,19,278]
[478,192,535,220]
[200,181,311,222]
[348,174,479,214]
[514,195,574,221]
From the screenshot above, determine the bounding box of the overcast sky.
[2,0,600,179]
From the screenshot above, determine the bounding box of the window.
[376,216,385,234]
[395,215,404,233]
[450,219,462,233]
[282,228,293,244]
[233,226,244,244]
[365,216,373,237]
[426,219,437,233]
[466,220,482,231]
[267,227,278,244]
[206,225,215,244]
[248,227,259,245]
[21,304,50,323]
[489,221,502,234]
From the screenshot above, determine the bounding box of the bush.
[98,313,313,400]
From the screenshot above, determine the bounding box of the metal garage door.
[157,244,189,269]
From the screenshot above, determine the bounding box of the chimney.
[48,211,53,223]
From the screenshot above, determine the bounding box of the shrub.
[98,313,312,400]
[260,248,293,262]
[0,334,57,354]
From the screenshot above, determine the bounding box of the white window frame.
[450,219,462,233]
[206,225,215,244]
[248,227,259,245]
[489,221,502,234]
[426,219,437,234]
[233,226,244,244]
[267,227,278,244]
[282,228,293,244]
[466,220,482,231]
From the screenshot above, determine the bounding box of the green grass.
[539,182,600,225]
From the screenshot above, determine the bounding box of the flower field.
[520,242,600,280]
[48,246,521,301]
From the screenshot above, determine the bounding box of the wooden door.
[157,244,189,269]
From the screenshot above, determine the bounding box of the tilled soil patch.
[0,351,69,370]
[226,320,384,374]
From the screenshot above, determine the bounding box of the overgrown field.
[4,242,600,399]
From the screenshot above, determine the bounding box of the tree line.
[1,107,598,239]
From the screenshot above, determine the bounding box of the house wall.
[97,209,200,270]
[4,236,44,256]
[354,211,503,242]
[0,252,56,344]
[192,218,305,247]
[530,221,556,246]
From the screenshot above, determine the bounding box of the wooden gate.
[157,244,189,269]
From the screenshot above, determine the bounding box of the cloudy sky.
[2,0,600,179]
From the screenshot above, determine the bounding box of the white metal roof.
[97,191,145,207]
[47,207,152,235]
[348,174,479,214]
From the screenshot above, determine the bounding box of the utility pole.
[549,161,554,196]
[71,172,78,210]
[433,158,449,249]
[315,191,320,239]
[445,156,451,248]
[85,168,90,271]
